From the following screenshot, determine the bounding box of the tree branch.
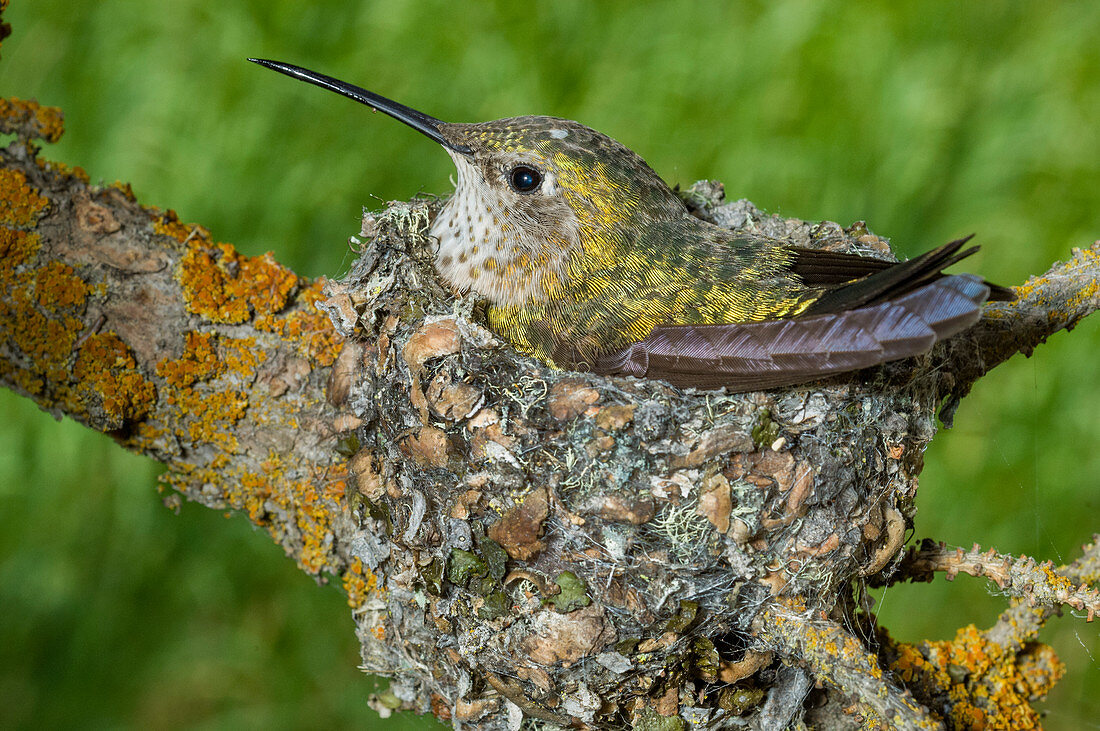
[0,125,347,577]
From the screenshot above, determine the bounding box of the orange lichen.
[36,157,90,184]
[176,238,339,366]
[153,209,209,244]
[2,301,80,396]
[220,335,264,378]
[343,557,381,610]
[757,601,938,728]
[0,225,40,264]
[156,330,220,387]
[224,471,272,523]
[196,455,350,575]
[177,239,298,324]
[343,558,388,643]
[1017,643,1065,702]
[292,463,349,574]
[0,227,88,399]
[0,97,65,143]
[884,625,1065,730]
[72,332,156,428]
[33,260,88,311]
[156,332,266,393]
[1011,247,1099,310]
[151,330,274,455]
[107,180,138,201]
[1067,278,1098,310]
[0,168,48,226]
[165,385,247,450]
[254,278,343,366]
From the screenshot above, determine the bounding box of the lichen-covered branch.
[866,540,1092,728]
[0,97,63,143]
[0,108,348,578]
[2,91,1098,729]
[752,599,939,730]
[928,243,1100,423]
[877,622,1066,730]
[985,534,1100,650]
[884,540,1100,620]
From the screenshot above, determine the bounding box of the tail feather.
[800,237,976,315]
[594,274,990,391]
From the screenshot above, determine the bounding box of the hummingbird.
[250,59,1013,391]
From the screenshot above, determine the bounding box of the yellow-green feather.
[443,118,819,367]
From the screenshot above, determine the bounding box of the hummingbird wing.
[593,273,993,391]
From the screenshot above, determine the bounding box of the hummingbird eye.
[508,165,543,193]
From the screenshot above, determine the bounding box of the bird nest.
[317,182,1092,730]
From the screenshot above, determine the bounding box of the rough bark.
[3,86,1098,729]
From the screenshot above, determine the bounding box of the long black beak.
[248,58,472,155]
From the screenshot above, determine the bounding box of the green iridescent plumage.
[436,119,818,368]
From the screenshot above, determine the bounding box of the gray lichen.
[316,185,1092,729]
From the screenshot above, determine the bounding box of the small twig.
[932,243,1100,405]
[71,313,106,351]
[986,534,1100,649]
[889,540,1100,622]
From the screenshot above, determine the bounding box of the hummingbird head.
[430,118,688,305]
[250,60,689,307]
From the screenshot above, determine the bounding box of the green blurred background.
[1,1,1097,728]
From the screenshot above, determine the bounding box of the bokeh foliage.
[1,1,1096,728]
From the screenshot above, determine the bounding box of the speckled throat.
[429,148,581,306]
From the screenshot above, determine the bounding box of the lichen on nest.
[312,184,977,728]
